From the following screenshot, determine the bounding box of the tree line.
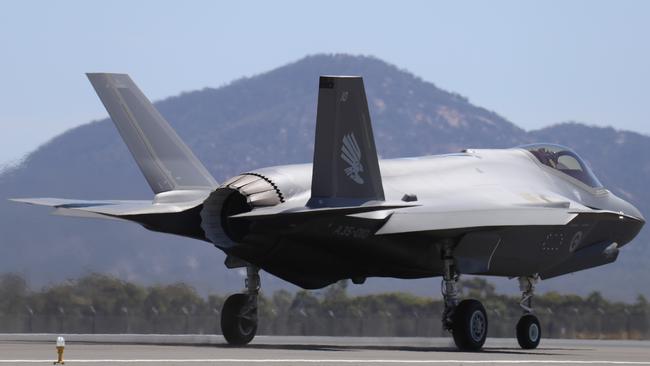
[0,272,647,339]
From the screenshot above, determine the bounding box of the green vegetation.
[0,273,647,339]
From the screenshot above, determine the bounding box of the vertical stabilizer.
[87,73,217,193]
[308,76,384,207]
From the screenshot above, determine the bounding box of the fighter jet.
[12,74,644,350]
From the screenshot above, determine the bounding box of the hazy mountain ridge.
[1,54,647,299]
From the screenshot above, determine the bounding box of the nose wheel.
[516,313,541,349]
[221,265,260,346]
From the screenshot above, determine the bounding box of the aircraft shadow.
[208,342,568,356]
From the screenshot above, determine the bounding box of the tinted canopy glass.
[521,144,603,188]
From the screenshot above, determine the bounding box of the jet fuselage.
[210,147,644,289]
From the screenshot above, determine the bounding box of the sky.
[1,0,649,166]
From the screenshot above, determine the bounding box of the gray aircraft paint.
[87,73,217,193]
[11,74,644,290]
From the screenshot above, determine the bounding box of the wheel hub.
[529,323,539,342]
[469,310,486,342]
[237,316,255,336]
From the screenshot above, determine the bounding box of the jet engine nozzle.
[200,173,283,247]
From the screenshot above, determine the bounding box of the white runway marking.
[2,360,650,364]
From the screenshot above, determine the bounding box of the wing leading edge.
[375,202,579,235]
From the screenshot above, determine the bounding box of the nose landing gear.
[438,244,545,351]
[221,265,260,345]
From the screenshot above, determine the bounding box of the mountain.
[1,54,647,300]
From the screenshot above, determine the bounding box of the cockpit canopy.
[520,144,603,188]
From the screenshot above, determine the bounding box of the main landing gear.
[441,246,488,351]
[516,275,541,349]
[221,265,260,345]
[440,244,542,351]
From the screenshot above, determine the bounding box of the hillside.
[1,54,647,300]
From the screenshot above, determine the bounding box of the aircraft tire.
[451,299,488,351]
[516,314,541,349]
[221,293,257,346]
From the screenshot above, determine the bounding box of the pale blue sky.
[1,0,649,166]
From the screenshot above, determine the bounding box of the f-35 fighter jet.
[13,74,644,350]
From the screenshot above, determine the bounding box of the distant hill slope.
[1,54,647,299]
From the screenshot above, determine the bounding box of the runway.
[1,335,649,365]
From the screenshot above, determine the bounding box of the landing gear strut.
[516,275,541,349]
[441,245,488,351]
[221,265,259,345]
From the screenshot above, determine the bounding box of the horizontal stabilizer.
[307,76,384,207]
[87,73,217,193]
[10,193,206,219]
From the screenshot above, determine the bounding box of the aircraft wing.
[375,199,579,235]
[229,201,418,220]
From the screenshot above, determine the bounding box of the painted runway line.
[2,360,650,364]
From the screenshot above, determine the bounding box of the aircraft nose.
[608,199,645,247]
[627,203,645,223]
[609,194,645,223]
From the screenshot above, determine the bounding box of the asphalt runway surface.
[1,335,649,365]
